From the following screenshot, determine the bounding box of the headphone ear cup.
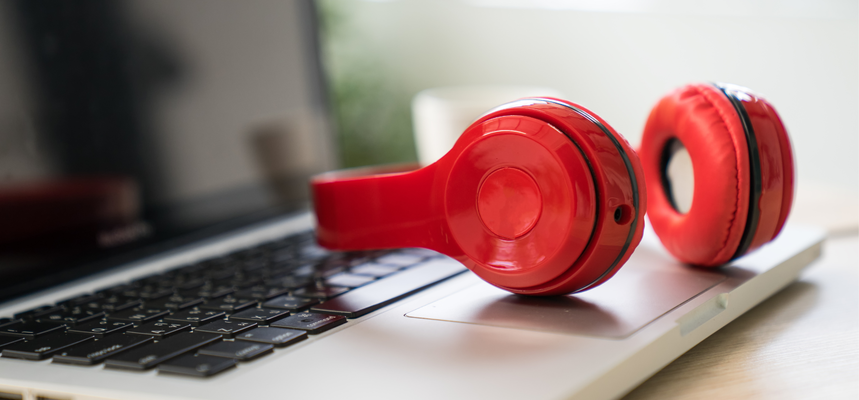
[639,83,794,266]
[443,98,647,295]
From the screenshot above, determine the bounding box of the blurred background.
[0,0,854,276]
[318,0,858,233]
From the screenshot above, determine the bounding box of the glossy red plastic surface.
[470,100,646,295]
[476,166,542,239]
[639,83,794,266]
[312,98,646,295]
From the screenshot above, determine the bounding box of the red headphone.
[311,83,794,296]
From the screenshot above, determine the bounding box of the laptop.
[0,1,824,399]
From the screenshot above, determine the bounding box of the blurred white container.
[411,85,563,165]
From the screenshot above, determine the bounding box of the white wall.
[332,0,859,195]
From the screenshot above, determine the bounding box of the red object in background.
[639,83,794,266]
[0,177,141,251]
[312,98,646,296]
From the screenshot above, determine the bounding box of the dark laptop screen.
[0,0,336,302]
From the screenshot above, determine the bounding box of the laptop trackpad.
[406,265,726,339]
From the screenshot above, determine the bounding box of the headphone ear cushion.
[640,83,751,266]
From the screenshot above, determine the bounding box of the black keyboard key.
[104,332,221,370]
[199,296,256,312]
[0,321,66,338]
[195,320,257,337]
[53,334,154,365]
[195,285,234,299]
[145,295,204,311]
[37,307,105,326]
[233,286,289,300]
[107,307,169,323]
[57,294,101,308]
[198,341,272,361]
[0,319,17,327]
[2,333,94,360]
[272,275,312,289]
[138,287,174,301]
[14,305,62,320]
[271,248,296,264]
[325,273,376,288]
[311,260,348,278]
[205,268,236,281]
[229,307,289,324]
[312,259,466,318]
[292,286,348,299]
[127,321,190,338]
[76,299,108,313]
[349,263,400,278]
[68,320,132,337]
[235,327,307,347]
[142,274,179,285]
[270,312,346,334]
[164,309,225,326]
[0,336,24,349]
[158,353,236,377]
[176,278,207,291]
[262,295,318,311]
[99,296,142,312]
[230,276,263,289]
[238,258,267,271]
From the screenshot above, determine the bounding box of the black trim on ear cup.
[713,83,763,260]
[536,98,641,292]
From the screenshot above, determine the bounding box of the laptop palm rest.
[407,251,727,339]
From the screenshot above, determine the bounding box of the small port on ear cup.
[614,205,633,225]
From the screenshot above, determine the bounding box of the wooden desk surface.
[622,233,859,399]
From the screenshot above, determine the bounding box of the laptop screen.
[0,0,336,302]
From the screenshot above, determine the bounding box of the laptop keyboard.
[0,231,466,376]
